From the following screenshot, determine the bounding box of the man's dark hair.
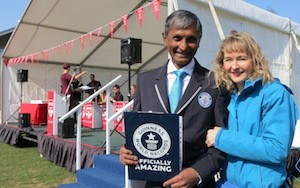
[164,10,202,38]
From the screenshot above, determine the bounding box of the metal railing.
[59,75,122,170]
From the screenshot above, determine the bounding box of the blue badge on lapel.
[198,92,212,108]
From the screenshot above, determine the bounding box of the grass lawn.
[0,140,75,188]
[293,179,300,188]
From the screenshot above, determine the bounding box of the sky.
[0,0,300,32]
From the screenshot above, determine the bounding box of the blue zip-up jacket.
[215,78,298,188]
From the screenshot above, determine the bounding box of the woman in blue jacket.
[206,31,298,188]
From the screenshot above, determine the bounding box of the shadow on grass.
[16,137,38,148]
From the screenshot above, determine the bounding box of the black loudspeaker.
[19,113,31,128]
[121,38,142,64]
[58,118,75,138]
[17,69,28,82]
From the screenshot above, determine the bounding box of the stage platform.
[0,123,125,172]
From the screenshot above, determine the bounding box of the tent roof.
[2,0,168,71]
[2,0,300,71]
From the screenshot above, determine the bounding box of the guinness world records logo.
[133,123,171,159]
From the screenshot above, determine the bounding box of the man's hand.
[163,167,199,188]
[206,126,221,147]
[119,146,138,165]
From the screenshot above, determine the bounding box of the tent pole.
[291,30,300,54]
[207,0,225,40]
[128,64,131,101]
[168,0,178,15]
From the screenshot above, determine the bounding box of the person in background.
[111,84,124,102]
[98,90,107,105]
[86,73,101,101]
[72,79,83,106]
[119,10,229,188]
[60,63,86,110]
[129,84,136,101]
[206,31,298,188]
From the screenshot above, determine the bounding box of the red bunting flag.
[15,57,20,64]
[122,15,129,32]
[18,57,24,64]
[30,54,34,63]
[80,35,85,49]
[64,40,74,54]
[89,32,93,46]
[20,56,25,64]
[97,27,102,38]
[24,56,29,63]
[41,50,49,60]
[110,21,114,38]
[8,59,12,65]
[69,40,74,53]
[136,8,144,27]
[34,53,40,64]
[151,0,161,19]
[51,47,55,57]
[64,43,70,54]
[21,57,25,63]
[11,58,15,65]
[12,58,16,65]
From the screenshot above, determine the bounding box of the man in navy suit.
[119,10,229,188]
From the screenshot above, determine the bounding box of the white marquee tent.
[1,0,300,123]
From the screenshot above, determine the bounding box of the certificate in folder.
[124,112,183,182]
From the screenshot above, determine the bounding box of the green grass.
[293,179,300,188]
[0,141,75,188]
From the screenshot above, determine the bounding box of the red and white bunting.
[97,27,102,38]
[51,47,55,57]
[34,53,40,64]
[122,15,129,32]
[110,21,114,38]
[20,56,25,64]
[57,45,62,56]
[41,50,49,60]
[151,0,161,19]
[30,54,34,63]
[6,0,161,66]
[24,56,29,63]
[80,35,85,49]
[89,32,93,46]
[136,7,144,27]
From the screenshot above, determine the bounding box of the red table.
[20,103,48,125]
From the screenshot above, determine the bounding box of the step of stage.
[77,167,124,188]
[59,154,124,188]
[58,182,88,188]
[93,154,124,174]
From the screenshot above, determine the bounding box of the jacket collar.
[154,59,209,114]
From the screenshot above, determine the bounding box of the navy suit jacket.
[133,60,229,185]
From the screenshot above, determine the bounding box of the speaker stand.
[127,63,131,101]
[4,81,24,124]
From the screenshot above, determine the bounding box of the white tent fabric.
[1,0,300,123]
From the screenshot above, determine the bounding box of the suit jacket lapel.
[176,61,207,113]
[154,63,170,113]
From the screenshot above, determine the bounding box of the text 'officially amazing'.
[134,159,172,172]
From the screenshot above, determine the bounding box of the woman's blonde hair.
[214,31,273,91]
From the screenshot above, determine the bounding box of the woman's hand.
[206,126,221,147]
